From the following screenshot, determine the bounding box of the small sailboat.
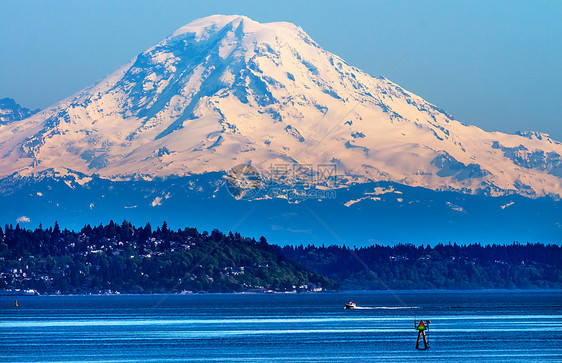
[344,301,356,309]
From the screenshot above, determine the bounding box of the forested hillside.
[0,222,336,294]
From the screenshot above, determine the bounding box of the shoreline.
[2,288,561,298]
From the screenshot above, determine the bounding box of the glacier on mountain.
[0,14,561,200]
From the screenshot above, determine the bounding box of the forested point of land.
[282,242,562,290]
[0,221,335,294]
[1,221,560,294]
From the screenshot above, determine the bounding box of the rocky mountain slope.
[0,98,39,125]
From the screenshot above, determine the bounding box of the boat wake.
[352,306,419,310]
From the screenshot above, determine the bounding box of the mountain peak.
[1,15,561,199]
[169,15,300,41]
[171,15,252,38]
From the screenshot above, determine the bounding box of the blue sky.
[1,0,560,139]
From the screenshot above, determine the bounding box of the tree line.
[1,221,560,293]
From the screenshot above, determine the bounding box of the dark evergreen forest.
[283,242,562,289]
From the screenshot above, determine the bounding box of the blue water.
[1,290,561,362]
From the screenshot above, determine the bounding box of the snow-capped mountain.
[0,14,561,199]
[0,98,39,125]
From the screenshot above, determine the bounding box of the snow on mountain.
[0,14,561,198]
[0,98,39,125]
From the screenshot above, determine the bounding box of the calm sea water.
[1,290,560,362]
